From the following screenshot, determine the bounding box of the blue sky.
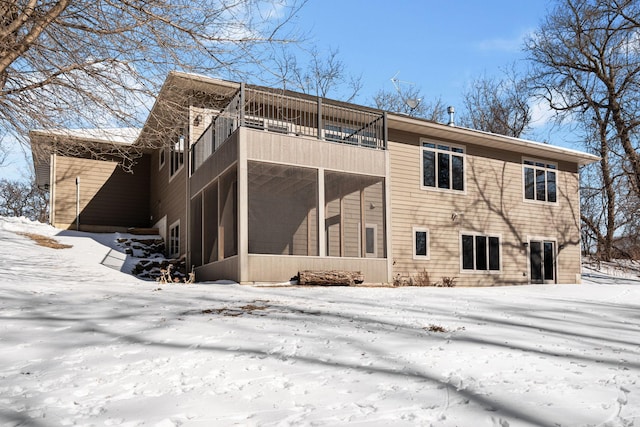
[2,0,562,182]
[289,0,557,137]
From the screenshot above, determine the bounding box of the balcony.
[191,84,387,172]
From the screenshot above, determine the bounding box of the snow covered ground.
[0,216,639,427]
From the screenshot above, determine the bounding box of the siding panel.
[389,135,581,286]
[54,155,150,230]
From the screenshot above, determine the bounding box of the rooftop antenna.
[391,71,422,113]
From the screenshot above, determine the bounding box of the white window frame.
[412,227,430,260]
[522,158,558,204]
[168,219,180,258]
[459,231,501,273]
[169,135,185,181]
[356,223,378,258]
[365,223,377,258]
[159,147,166,170]
[420,139,466,193]
[526,235,558,283]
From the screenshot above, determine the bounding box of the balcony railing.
[191,89,241,172]
[191,84,387,173]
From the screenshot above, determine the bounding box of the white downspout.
[75,176,80,231]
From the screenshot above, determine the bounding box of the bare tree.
[0,132,9,167]
[272,46,362,102]
[0,0,304,156]
[458,67,532,137]
[525,0,640,260]
[0,178,48,222]
[615,193,640,258]
[372,86,446,121]
[579,106,625,260]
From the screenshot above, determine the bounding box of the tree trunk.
[298,270,364,286]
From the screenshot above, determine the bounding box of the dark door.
[530,240,555,284]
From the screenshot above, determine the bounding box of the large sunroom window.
[248,162,318,256]
[189,166,237,267]
[325,171,385,258]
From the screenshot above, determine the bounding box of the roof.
[134,71,240,149]
[30,127,141,188]
[29,72,599,190]
[387,114,600,167]
[31,127,141,145]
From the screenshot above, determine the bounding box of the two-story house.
[31,71,599,286]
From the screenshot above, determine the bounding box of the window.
[159,148,165,170]
[413,227,430,259]
[461,233,500,271]
[523,159,557,203]
[169,220,180,258]
[324,124,358,144]
[361,130,378,148]
[422,141,464,191]
[366,226,376,255]
[170,135,185,178]
[355,222,378,257]
[361,224,378,257]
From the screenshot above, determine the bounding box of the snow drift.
[0,216,638,426]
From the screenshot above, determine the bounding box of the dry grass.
[423,324,466,333]
[202,300,271,317]
[16,232,72,249]
[414,269,431,286]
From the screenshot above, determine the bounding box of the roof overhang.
[387,114,600,167]
[29,128,141,188]
[135,71,241,151]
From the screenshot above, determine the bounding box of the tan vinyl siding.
[150,145,187,257]
[245,128,386,176]
[189,106,218,144]
[190,132,239,197]
[53,155,150,230]
[389,135,581,286]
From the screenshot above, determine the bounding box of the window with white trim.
[159,148,165,170]
[355,223,378,257]
[170,136,185,178]
[169,220,180,258]
[523,159,557,203]
[421,141,464,191]
[413,227,430,259]
[364,224,378,257]
[461,233,500,271]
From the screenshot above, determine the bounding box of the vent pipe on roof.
[447,106,455,126]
